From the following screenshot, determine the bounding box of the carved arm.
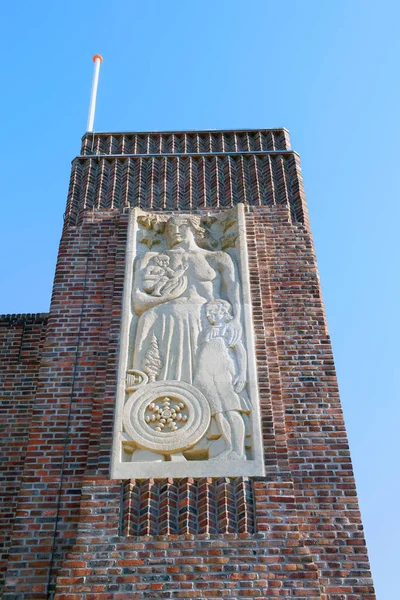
[232,340,247,392]
[132,258,187,316]
[218,252,242,345]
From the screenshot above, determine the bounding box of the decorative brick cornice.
[80,128,292,155]
[64,129,308,228]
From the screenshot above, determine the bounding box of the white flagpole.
[86,54,103,132]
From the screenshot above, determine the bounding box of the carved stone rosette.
[123,381,211,455]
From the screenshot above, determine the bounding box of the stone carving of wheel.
[123,381,211,454]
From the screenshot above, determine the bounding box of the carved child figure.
[194,299,251,461]
[142,254,187,297]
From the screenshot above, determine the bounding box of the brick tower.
[0,129,376,599]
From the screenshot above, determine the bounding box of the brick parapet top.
[80,128,292,156]
[0,312,49,324]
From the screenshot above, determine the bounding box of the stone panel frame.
[111,204,265,479]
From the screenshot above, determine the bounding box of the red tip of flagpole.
[92,54,103,63]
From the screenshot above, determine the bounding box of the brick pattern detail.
[0,128,376,599]
[53,476,321,599]
[64,129,308,227]
[122,478,255,537]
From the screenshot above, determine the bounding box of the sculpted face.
[205,300,232,325]
[165,217,191,247]
[165,216,204,248]
[154,255,170,268]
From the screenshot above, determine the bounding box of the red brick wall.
[0,313,47,591]
[2,211,127,599]
[1,203,375,599]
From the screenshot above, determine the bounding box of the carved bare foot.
[210,450,246,461]
[209,449,232,461]
[226,451,246,461]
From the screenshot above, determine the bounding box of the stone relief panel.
[111,204,265,478]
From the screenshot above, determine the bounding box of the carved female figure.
[131,215,242,385]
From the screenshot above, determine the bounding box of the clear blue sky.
[1,1,398,597]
